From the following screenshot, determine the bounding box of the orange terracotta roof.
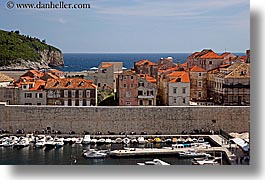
[189,66,206,72]
[137,74,157,83]
[135,59,157,66]
[101,63,113,68]
[29,80,46,91]
[168,71,190,83]
[182,62,188,67]
[121,70,136,75]
[49,69,64,74]
[199,51,223,59]
[46,72,59,79]
[220,52,232,58]
[45,78,96,89]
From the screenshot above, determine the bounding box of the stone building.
[45,78,97,106]
[187,49,224,71]
[207,63,250,105]
[85,62,123,93]
[189,66,207,103]
[0,87,21,105]
[117,71,157,106]
[133,59,158,78]
[166,71,190,106]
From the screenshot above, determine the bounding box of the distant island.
[0,29,64,70]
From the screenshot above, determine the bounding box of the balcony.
[138,95,155,99]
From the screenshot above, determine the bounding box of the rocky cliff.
[0,29,64,70]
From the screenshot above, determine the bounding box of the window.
[149,100,152,106]
[39,93,43,98]
[124,76,127,80]
[198,72,202,77]
[126,92,130,97]
[173,87,177,94]
[124,84,127,88]
[198,91,202,98]
[37,103,41,105]
[182,88,186,94]
[23,85,27,89]
[86,90,90,98]
[174,97,177,103]
[209,61,213,65]
[139,100,143,105]
[131,76,134,80]
[131,84,134,88]
[79,90,83,98]
[24,93,32,98]
[198,81,202,87]
[138,82,144,87]
[64,90,68,97]
[138,90,143,96]
[71,90,75,98]
[183,98,186,104]
[150,90,154,96]
[29,84,33,89]
[125,101,131,106]
[98,83,101,87]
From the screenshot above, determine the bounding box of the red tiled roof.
[189,66,206,72]
[182,62,188,67]
[167,71,190,83]
[220,52,232,58]
[45,78,96,89]
[199,51,223,59]
[49,69,64,74]
[135,59,157,66]
[101,63,113,68]
[46,72,59,79]
[21,70,44,78]
[137,74,157,83]
[29,80,46,91]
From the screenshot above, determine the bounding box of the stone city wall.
[0,102,249,134]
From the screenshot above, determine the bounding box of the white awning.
[231,137,249,152]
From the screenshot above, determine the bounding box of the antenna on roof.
[225,48,226,53]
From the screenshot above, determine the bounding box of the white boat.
[82,135,91,144]
[123,137,130,144]
[13,138,30,149]
[75,138,83,144]
[83,149,108,158]
[192,156,221,165]
[137,159,170,165]
[54,138,64,149]
[35,139,45,148]
[197,137,205,143]
[45,139,56,149]
[115,138,123,144]
[91,138,97,144]
[105,138,112,144]
[97,138,106,145]
[137,136,145,144]
[131,138,138,144]
[178,150,211,158]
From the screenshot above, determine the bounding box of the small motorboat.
[75,138,83,144]
[82,135,91,144]
[137,136,145,144]
[83,149,108,158]
[105,138,112,144]
[154,138,161,143]
[198,137,205,143]
[115,138,123,144]
[13,138,30,149]
[165,138,172,144]
[123,137,130,144]
[97,138,106,145]
[137,159,170,165]
[54,138,64,149]
[131,138,138,144]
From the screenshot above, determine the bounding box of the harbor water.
[0,143,196,165]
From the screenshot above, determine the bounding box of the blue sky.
[0,0,249,53]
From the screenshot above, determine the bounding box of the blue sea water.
[57,53,190,72]
[57,53,245,72]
